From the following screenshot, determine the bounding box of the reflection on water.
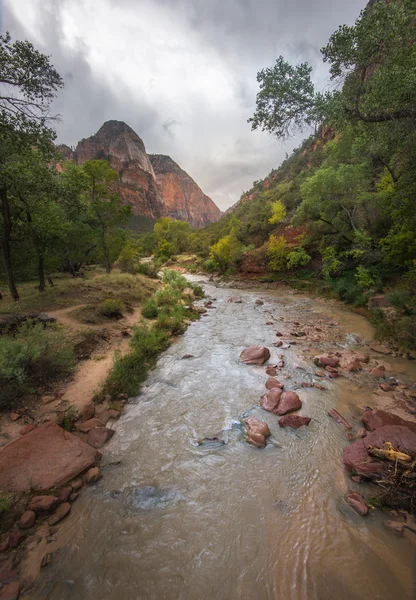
[32,278,416,600]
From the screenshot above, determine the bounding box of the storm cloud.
[1,0,365,210]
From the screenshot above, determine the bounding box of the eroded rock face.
[240,346,270,365]
[149,154,221,228]
[61,121,221,228]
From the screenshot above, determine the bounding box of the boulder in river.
[370,341,391,355]
[228,297,242,303]
[343,425,416,478]
[265,365,277,376]
[278,415,311,428]
[240,346,270,365]
[345,491,369,516]
[260,388,283,413]
[315,355,340,368]
[274,391,302,415]
[266,378,284,390]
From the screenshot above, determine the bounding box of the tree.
[269,199,287,225]
[0,33,63,300]
[82,160,130,273]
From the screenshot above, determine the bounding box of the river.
[32,277,416,600]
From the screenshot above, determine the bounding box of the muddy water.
[33,280,416,600]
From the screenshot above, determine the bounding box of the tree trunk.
[48,276,54,287]
[38,253,45,292]
[0,188,19,301]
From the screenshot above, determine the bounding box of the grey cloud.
[3,0,367,210]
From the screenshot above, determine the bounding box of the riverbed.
[31,278,416,600]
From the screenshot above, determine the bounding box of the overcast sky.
[1,0,365,210]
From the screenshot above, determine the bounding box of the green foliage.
[98,298,124,318]
[330,271,367,307]
[269,200,287,225]
[321,246,342,280]
[61,405,77,432]
[267,235,288,271]
[161,269,188,291]
[287,247,311,269]
[191,283,204,298]
[142,298,159,319]
[0,494,13,516]
[355,266,375,290]
[0,322,75,407]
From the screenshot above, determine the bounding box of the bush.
[98,298,124,318]
[203,257,220,273]
[103,325,170,397]
[156,304,187,335]
[267,235,288,271]
[161,269,188,291]
[287,247,311,268]
[330,271,367,307]
[371,310,416,353]
[142,298,159,319]
[154,285,179,307]
[191,283,204,298]
[0,322,75,408]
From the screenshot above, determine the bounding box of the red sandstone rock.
[48,502,71,525]
[384,520,405,534]
[240,346,270,365]
[275,391,301,415]
[265,378,284,390]
[0,569,17,584]
[7,532,22,549]
[58,487,72,503]
[71,478,83,490]
[85,467,102,484]
[315,384,326,390]
[278,415,311,428]
[244,416,270,438]
[227,297,242,303]
[28,495,59,513]
[379,383,393,392]
[260,388,283,413]
[315,370,325,377]
[108,409,120,420]
[41,395,55,405]
[370,367,385,377]
[370,342,391,355]
[343,425,416,477]
[18,510,35,529]
[75,418,105,433]
[0,422,99,493]
[356,428,367,439]
[345,491,369,516]
[317,355,339,367]
[87,427,115,449]
[362,409,416,433]
[273,340,283,348]
[265,366,277,376]
[80,401,95,423]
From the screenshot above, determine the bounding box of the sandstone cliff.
[61,121,221,228]
[149,154,222,228]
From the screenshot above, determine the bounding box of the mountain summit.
[61,121,221,228]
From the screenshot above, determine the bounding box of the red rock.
[28,495,59,513]
[370,367,385,377]
[240,346,270,365]
[328,409,352,430]
[325,366,338,373]
[85,467,102,484]
[362,409,416,433]
[265,378,284,390]
[315,384,326,390]
[317,355,339,367]
[0,542,9,553]
[246,431,266,446]
[41,395,55,405]
[355,353,369,363]
[18,510,35,529]
[227,297,242,303]
[275,391,301,415]
[80,401,95,423]
[19,423,37,436]
[255,299,264,305]
[265,366,277,376]
[343,425,416,477]
[7,532,22,548]
[327,372,342,379]
[71,478,83,490]
[301,382,313,388]
[69,492,80,502]
[351,475,362,483]
[379,383,393,392]
[48,502,71,525]
[356,428,367,439]
[275,331,283,337]
[58,487,72,503]
[345,361,361,372]
[0,580,20,600]
[265,321,273,325]
[315,370,325,377]
[273,340,283,348]
[345,491,368,516]
[244,416,270,438]
[278,415,311,428]
[75,418,105,433]
[108,409,120,420]
[10,412,20,422]
[260,388,283,413]
[0,422,99,493]
[87,427,115,449]
[370,342,391,355]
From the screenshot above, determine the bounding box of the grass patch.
[0,321,75,409]
[0,271,158,314]
[142,298,159,319]
[98,298,124,319]
[371,310,416,353]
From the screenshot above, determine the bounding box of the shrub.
[191,283,204,298]
[156,305,187,335]
[154,285,179,307]
[0,322,75,408]
[142,298,159,319]
[98,298,124,318]
[287,247,311,269]
[203,257,219,273]
[267,235,288,271]
[161,269,188,291]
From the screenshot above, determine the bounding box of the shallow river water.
[33,278,416,600]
